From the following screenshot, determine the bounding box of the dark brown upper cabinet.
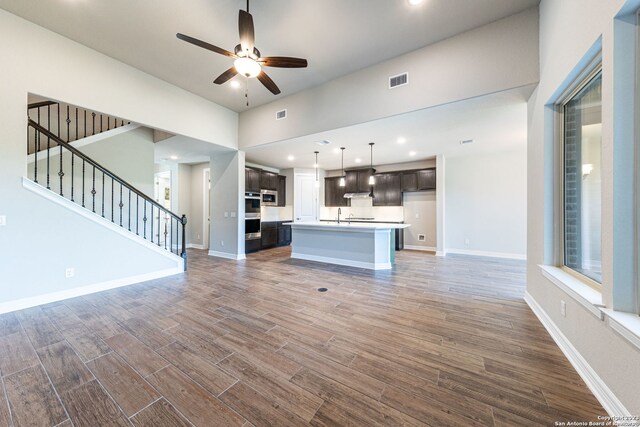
[324,177,350,207]
[245,167,261,193]
[401,172,418,192]
[372,173,402,206]
[417,168,436,190]
[277,175,286,207]
[260,171,278,191]
[345,169,374,193]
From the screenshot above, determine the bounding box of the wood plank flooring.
[0,247,605,426]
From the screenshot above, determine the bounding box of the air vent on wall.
[389,72,408,89]
[276,109,287,120]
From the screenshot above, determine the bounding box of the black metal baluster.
[143,203,147,239]
[57,103,60,138]
[108,115,111,131]
[102,172,105,217]
[157,209,161,246]
[71,153,75,202]
[119,184,123,227]
[66,105,70,143]
[58,139,63,196]
[128,189,131,231]
[170,216,174,254]
[136,196,140,235]
[34,129,38,183]
[84,110,87,138]
[100,114,103,133]
[46,105,51,189]
[181,215,187,270]
[150,205,154,243]
[75,108,78,142]
[91,166,96,213]
[111,179,114,222]
[92,112,96,136]
[164,212,168,250]
[82,159,85,207]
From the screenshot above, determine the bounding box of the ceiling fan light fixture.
[234,57,261,78]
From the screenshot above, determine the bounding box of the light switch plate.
[230,211,236,218]
[0,216,5,226]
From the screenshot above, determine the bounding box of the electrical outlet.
[220,240,224,247]
[415,213,420,219]
[230,211,236,218]
[418,234,426,241]
[0,215,6,226]
[464,238,470,245]
[560,300,566,317]
[197,234,200,239]
[65,268,75,278]
[224,211,229,218]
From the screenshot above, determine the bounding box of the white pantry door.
[294,174,317,222]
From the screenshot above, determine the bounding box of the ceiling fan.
[176,0,308,96]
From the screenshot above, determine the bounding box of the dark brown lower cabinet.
[261,222,277,249]
[277,222,291,245]
[245,238,261,253]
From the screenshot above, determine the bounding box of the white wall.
[188,162,209,248]
[239,8,539,148]
[0,9,237,305]
[445,148,527,258]
[528,0,640,414]
[403,192,437,250]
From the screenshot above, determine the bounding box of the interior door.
[295,174,317,222]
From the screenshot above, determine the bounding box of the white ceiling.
[0,0,538,112]
[154,134,234,165]
[245,85,534,171]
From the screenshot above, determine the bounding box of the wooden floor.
[0,247,604,426]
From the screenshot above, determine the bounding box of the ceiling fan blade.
[258,56,308,68]
[213,68,238,85]
[257,71,281,95]
[238,10,255,55]
[176,33,235,58]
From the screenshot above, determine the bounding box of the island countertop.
[284,221,410,231]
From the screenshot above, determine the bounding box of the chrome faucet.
[337,208,341,224]
[348,213,354,224]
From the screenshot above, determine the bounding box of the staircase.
[26,116,188,269]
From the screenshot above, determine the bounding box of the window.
[562,70,602,285]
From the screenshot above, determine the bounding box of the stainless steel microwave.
[261,190,278,206]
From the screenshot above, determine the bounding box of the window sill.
[600,309,640,351]
[539,265,604,319]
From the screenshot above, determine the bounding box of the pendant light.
[314,151,320,188]
[339,147,346,187]
[368,142,375,185]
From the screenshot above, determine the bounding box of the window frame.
[556,58,603,291]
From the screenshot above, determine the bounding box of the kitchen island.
[285,221,410,270]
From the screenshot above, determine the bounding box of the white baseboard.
[208,250,246,261]
[403,245,436,252]
[0,267,182,315]
[436,250,446,257]
[446,247,526,260]
[187,243,207,250]
[524,291,631,418]
[291,252,391,270]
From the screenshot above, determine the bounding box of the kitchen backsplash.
[261,206,293,222]
[320,198,404,222]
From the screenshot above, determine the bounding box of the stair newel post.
[181,214,188,271]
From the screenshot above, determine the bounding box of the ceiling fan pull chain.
[245,79,249,107]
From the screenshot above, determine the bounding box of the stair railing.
[27,119,187,270]
[27,101,131,154]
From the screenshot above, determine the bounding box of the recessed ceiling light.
[460,139,474,145]
[397,137,406,144]
[230,80,240,89]
[409,151,416,157]
[170,155,178,160]
[287,155,295,161]
[316,140,331,146]
[408,0,424,5]
[355,158,362,164]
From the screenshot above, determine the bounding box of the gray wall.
[528,0,640,413]
[188,162,209,247]
[403,192,437,250]
[239,8,539,148]
[209,152,244,258]
[0,9,237,306]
